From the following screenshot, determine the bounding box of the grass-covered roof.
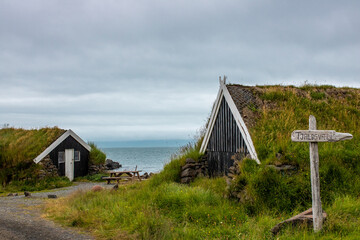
[0,127,66,167]
[227,84,360,168]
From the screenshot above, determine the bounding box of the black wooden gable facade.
[200,79,260,176]
[207,96,249,176]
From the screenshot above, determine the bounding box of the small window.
[58,151,65,164]
[74,151,81,162]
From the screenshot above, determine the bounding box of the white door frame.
[65,149,74,181]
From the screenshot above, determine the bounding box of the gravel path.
[0,182,114,240]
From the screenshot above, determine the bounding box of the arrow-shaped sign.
[291,130,353,143]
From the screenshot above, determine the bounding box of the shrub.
[88,142,106,165]
[150,138,203,187]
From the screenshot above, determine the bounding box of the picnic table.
[103,168,142,184]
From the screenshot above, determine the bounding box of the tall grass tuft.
[150,137,203,187]
[88,142,106,165]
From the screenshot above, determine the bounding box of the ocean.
[100,147,180,173]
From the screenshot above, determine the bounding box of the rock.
[91,185,104,192]
[186,158,196,164]
[225,178,232,186]
[14,193,18,196]
[105,159,121,170]
[48,194,57,198]
[180,177,193,184]
[180,158,209,184]
[181,163,196,171]
[227,172,235,178]
[112,184,119,190]
[24,191,31,197]
[142,172,149,179]
[38,155,59,179]
[7,193,13,197]
[88,164,106,175]
[180,168,196,178]
[267,164,297,172]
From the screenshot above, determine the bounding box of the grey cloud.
[1,0,359,140]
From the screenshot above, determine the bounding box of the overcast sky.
[1,0,359,143]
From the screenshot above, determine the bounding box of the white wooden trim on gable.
[200,81,260,164]
[199,83,224,154]
[33,129,91,164]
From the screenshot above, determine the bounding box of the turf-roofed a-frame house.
[33,129,91,181]
[200,78,260,176]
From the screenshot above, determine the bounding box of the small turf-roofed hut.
[33,129,91,181]
[200,78,260,176]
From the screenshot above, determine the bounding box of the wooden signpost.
[291,115,353,232]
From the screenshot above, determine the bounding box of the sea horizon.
[100,146,182,174]
[94,139,192,149]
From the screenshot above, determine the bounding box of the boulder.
[24,191,31,197]
[142,172,149,179]
[105,159,121,170]
[180,177,193,184]
[267,164,297,173]
[7,193,13,197]
[181,163,196,171]
[91,185,104,192]
[181,168,196,178]
[88,164,106,175]
[185,158,196,164]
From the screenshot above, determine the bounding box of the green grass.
[45,177,360,239]
[0,176,72,194]
[75,173,108,182]
[45,85,360,239]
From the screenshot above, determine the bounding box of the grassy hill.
[236,85,360,214]
[45,84,360,239]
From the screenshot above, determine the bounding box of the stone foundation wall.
[180,157,208,184]
[88,164,106,175]
[38,155,59,178]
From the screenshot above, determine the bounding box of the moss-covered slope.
[249,85,360,167]
[0,127,66,185]
[229,85,360,213]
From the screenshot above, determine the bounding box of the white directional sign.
[291,130,353,143]
[292,115,353,232]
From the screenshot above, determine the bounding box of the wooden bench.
[102,176,130,184]
[103,166,142,184]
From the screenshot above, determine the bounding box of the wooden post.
[309,115,323,232]
[291,115,353,232]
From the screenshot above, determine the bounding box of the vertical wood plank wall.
[207,97,249,176]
